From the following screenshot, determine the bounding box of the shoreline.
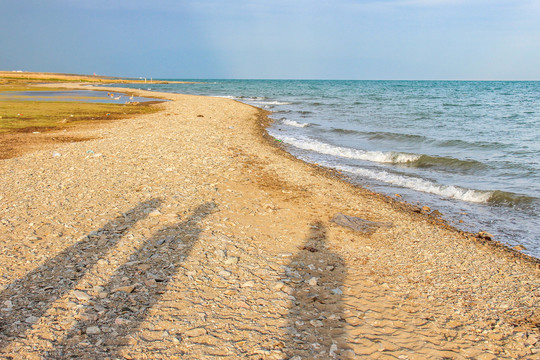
[1,83,538,358]
[105,79,539,259]
[252,102,540,267]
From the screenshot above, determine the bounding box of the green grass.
[0,79,162,133]
[0,97,161,133]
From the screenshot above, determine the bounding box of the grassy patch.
[0,99,160,133]
[0,74,166,159]
[0,77,162,133]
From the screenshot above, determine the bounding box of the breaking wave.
[328,164,537,206]
[278,135,487,172]
[281,119,310,128]
[334,165,493,203]
[278,135,420,164]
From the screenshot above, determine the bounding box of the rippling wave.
[281,119,310,128]
[329,128,507,150]
[332,164,494,203]
[278,135,420,164]
[278,135,487,172]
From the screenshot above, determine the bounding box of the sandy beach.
[0,85,538,359]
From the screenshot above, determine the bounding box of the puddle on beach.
[0,90,166,104]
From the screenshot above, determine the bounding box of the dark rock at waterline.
[331,213,392,234]
[476,231,494,240]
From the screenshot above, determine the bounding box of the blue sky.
[1,0,539,79]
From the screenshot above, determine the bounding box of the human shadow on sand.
[285,221,347,359]
[0,198,163,350]
[46,201,216,359]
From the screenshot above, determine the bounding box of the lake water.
[0,90,161,104]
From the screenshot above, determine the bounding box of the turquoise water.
[110,80,540,258]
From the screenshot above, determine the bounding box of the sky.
[1,0,539,80]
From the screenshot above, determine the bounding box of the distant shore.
[0,70,197,84]
[0,79,538,358]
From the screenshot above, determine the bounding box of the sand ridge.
[0,85,538,359]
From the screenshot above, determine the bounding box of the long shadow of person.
[0,198,163,350]
[285,221,348,359]
[47,201,216,359]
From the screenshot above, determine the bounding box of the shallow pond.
[0,90,166,104]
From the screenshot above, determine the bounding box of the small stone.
[290,356,302,360]
[331,213,392,233]
[138,264,151,271]
[310,320,324,327]
[241,281,255,288]
[345,316,362,326]
[235,301,250,309]
[113,285,136,293]
[328,314,340,321]
[273,282,285,291]
[184,327,207,337]
[224,256,239,265]
[72,290,91,301]
[329,343,338,357]
[446,320,462,328]
[144,279,157,287]
[218,270,232,277]
[526,334,538,345]
[149,210,162,217]
[25,316,39,324]
[307,277,318,286]
[331,288,343,295]
[422,206,431,212]
[477,231,493,240]
[215,249,226,258]
[513,245,526,251]
[378,340,399,351]
[86,326,101,335]
[487,332,504,341]
[115,317,131,326]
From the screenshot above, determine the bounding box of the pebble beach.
[0,85,539,359]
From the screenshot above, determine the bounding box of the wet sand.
[0,85,538,359]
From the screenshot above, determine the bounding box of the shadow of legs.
[0,198,163,349]
[286,222,347,359]
[48,202,216,358]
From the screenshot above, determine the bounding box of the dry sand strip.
[0,85,538,360]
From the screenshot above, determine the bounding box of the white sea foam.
[278,135,420,164]
[257,101,292,105]
[334,164,493,203]
[282,119,310,128]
